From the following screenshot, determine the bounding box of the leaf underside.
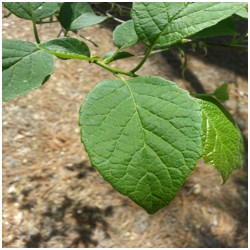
[102,51,134,63]
[192,17,238,39]
[2,39,55,101]
[196,98,244,184]
[131,2,246,48]
[79,76,203,214]
[59,2,107,31]
[38,37,91,60]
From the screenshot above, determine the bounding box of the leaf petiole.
[29,2,40,44]
[104,46,123,64]
[131,46,153,73]
[94,60,138,77]
[190,93,214,97]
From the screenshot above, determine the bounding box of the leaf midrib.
[119,77,155,207]
[202,109,231,177]
[2,50,39,91]
[121,79,180,208]
[3,50,50,92]
[37,47,91,60]
[150,3,189,48]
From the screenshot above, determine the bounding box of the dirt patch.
[2,7,248,248]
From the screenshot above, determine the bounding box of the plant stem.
[190,93,213,97]
[29,2,40,44]
[92,4,125,23]
[150,48,169,55]
[131,46,153,73]
[181,38,247,51]
[78,34,99,47]
[231,30,248,45]
[114,73,127,81]
[2,12,12,19]
[94,60,138,77]
[230,34,236,44]
[57,29,63,38]
[105,47,123,64]
[64,28,69,37]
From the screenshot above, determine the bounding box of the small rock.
[193,184,201,195]
[7,185,16,194]
[208,207,212,213]
[14,211,23,225]
[187,184,201,195]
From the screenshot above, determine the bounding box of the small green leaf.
[3,12,12,18]
[213,82,229,101]
[192,17,239,39]
[79,76,203,214]
[59,2,107,31]
[38,37,91,60]
[3,2,62,20]
[131,2,246,48]
[113,20,139,49]
[196,98,244,184]
[102,51,134,63]
[2,39,55,101]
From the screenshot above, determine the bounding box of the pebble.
[193,184,201,195]
[7,185,16,194]
[187,184,201,195]
[240,91,245,97]
[14,211,23,225]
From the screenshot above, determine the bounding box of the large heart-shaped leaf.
[131,2,246,48]
[38,37,91,60]
[113,20,139,49]
[196,98,244,184]
[2,39,55,101]
[59,2,107,31]
[3,2,62,20]
[79,76,203,214]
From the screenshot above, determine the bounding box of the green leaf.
[37,37,91,60]
[235,5,248,19]
[196,98,244,184]
[131,2,246,48]
[194,96,236,127]
[2,39,55,101]
[102,51,134,63]
[79,76,203,214]
[3,2,62,20]
[59,2,107,31]
[3,12,12,18]
[192,17,239,39]
[213,82,229,101]
[113,20,139,49]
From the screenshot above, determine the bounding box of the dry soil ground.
[2,6,248,248]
